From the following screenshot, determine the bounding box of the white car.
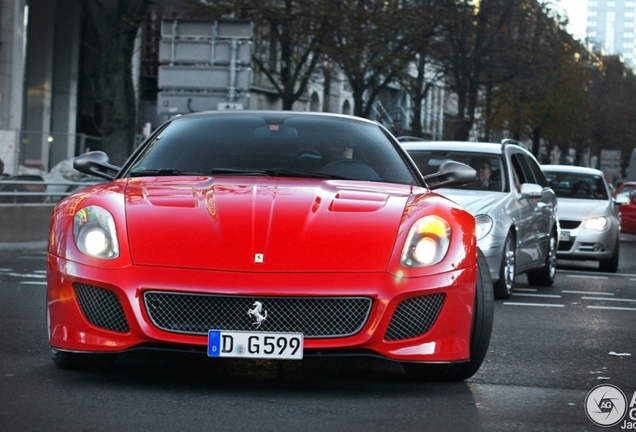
[402,139,559,299]
[541,165,620,272]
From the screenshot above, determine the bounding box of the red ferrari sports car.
[47,111,493,381]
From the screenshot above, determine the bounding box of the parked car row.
[400,139,626,298]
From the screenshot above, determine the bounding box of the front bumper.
[47,254,476,363]
[557,227,618,261]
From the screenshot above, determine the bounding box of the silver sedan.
[542,165,620,272]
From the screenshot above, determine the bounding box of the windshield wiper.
[210,167,350,179]
[263,168,351,179]
[210,168,268,175]
[130,168,204,177]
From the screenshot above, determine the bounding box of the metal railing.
[0,177,103,204]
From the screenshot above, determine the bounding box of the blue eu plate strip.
[208,330,220,357]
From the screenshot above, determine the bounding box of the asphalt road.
[1,236,635,431]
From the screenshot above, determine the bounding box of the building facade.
[0,0,447,176]
[587,0,636,66]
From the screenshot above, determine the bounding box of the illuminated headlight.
[475,215,493,240]
[584,216,608,231]
[401,215,451,267]
[73,206,119,259]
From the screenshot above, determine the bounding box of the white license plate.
[559,231,571,241]
[207,330,303,360]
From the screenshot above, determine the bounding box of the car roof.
[172,110,379,126]
[541,164,605,176]
[400,140,506,156]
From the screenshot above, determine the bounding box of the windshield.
[407,150,506,192]
[125,114,418,185]
[544,171,608,200]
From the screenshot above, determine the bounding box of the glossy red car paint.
[48,177,476,362]
[614,182,636,235]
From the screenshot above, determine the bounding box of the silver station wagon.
[401,139,559,299]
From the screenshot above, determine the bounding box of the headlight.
[584,216,608,231]
[74,206,119,259]
[474,215,493,240]
[401,215,451,267]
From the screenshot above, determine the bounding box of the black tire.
[47,299,116,370]
[493,232,516,299]
[402,248,494,382]
[599,239,619,273]
[526,229,557,286]
[50,348,115,370]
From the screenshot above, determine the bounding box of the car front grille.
[143,291,372,338]
[384,293,445,341]
[73,283,130,333]
[559,220,581,229]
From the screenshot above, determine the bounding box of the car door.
[509,151,554,271]
[620,190,636,234]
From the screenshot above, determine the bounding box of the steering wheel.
[318,159,381,181]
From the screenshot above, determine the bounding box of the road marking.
[515,288,537,292]
[587,306,636,311]
[565,275,609,280]
[581,297,636,303]
[19,281,46,286]
[561,290,614,296]
[503,302,564,307]
[512,293,562,298]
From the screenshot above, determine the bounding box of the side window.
[525,155,549,187]
[510,153,532,185]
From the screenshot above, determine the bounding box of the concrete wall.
[0,204,53,242]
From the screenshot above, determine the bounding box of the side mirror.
[424,161,476,190]
[519,183,543,198]
[614,195,629,205]
[73,151,120,180]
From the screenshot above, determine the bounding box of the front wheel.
[599,239,619,273]
[47,300,116,370]
[493,232,515,299]
[402,248,494,382]
[50,348,116,370]
[526,229,557,286]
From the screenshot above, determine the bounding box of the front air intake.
[385,293,445,341]
[73,283,130,333]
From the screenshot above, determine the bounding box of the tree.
[323,0,413,118]
[195,0,330,111]
[589,55,636,166]
[78,0,152,165]
[433,0,520,140]
[398,0,446,138]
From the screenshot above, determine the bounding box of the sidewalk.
[0,240,47,251]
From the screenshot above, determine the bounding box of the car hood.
[124,177,414,272]
[433,189,506,216]
[556,198,613,220]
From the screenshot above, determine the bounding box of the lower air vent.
[385,293,445,341]
[73,283,130,333]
